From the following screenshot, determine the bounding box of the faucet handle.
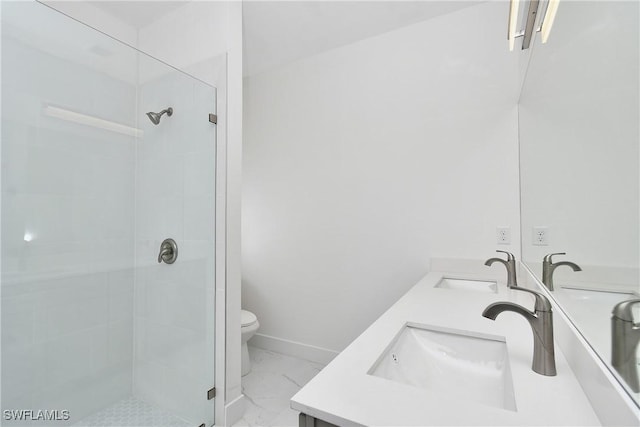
[157,238,178,264]
[496,250,515,261]
[612,299,640,323]
[543,252,566,263]
[511,287,552,312]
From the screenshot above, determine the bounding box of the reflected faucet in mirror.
[612,299,640,392]
[485,250,517,288]
[482,287,557,376]
[542,253,582,291]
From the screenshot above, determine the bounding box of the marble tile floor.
[233,346,326,427]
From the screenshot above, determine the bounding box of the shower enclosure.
[1,2,217,426]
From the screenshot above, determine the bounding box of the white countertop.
[291,271,602,426]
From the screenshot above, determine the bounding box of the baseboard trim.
[224,394,245,427]
[249,333,339,365]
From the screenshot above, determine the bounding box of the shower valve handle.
[158,238,178,264]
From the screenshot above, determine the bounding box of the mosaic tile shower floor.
[73,396,190,427]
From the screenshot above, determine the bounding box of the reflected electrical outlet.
[533,226,548,246]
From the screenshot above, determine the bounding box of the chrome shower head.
[146,107,173,125]
[146,112,161,125]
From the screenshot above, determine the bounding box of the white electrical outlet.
[496,227,511,244]
[533,226,549,246]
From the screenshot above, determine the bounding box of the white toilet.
[241,309,260,376]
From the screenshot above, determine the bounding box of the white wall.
[242,2,520,356]
[137,1,228,87]
[40,0,138,47]
[223,4,245,422]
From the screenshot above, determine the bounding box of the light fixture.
[44,105,143,138]
[540,0,560,43]
[508,0,520,51]
[521,0,540,49]
[507,0,560,50]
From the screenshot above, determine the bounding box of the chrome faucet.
[612,299,640,392]
[485,250,517,288]
[542,253,581,291]
[482,287,557,376]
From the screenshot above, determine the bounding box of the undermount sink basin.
[434,277,498,293]
[368,324,516,411]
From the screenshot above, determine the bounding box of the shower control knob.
[158,238,178,264]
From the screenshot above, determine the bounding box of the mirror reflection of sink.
[368,324,516,411]
[555,288,640,321]
[558,287,638,306]
[434,277,498,293]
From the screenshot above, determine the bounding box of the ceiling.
[243,1,483,76]
[88,1,484,77]
[90,0,188,28]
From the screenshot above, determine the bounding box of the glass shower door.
[133,52,217,427]
[1,2,216,426]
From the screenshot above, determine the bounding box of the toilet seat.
[241,310,257,327]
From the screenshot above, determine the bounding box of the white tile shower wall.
[242,2,520,354]
[1,4,136,423]
[133,57,217,426]
[2,271,134,422]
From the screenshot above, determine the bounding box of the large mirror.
[519,0,639,403]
